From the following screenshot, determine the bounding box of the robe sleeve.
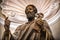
[43,20,55,40]
[43,20,51,32]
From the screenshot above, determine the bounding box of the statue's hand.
[4,17,10,31]
[36,18,44,26]
[5,17,10,26]
[32,18,44,32]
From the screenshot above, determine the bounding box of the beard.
[26,12,35,21]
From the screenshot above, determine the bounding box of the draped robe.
[11,20,54,40]
[2,18,54,40]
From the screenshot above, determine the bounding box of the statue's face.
[25,5,37,21]
[26,6,34,13]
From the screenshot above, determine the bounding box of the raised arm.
[2,17,15,40]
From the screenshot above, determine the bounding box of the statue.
[2,5,54,40]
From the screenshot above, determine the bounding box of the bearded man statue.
[2,5,54,40]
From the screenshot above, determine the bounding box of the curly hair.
[25,5,37,14]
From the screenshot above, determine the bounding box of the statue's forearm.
[2,17,15,40]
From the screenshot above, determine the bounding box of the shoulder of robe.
[43,20,49,27]
[43,20,52,32]
[43,20,47,23]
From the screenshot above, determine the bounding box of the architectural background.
[0,0,60,40]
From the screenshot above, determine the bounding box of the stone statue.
[2,5,54,40]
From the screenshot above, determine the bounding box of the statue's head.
[25,5,37,21]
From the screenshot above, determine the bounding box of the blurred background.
[0,0,60,40]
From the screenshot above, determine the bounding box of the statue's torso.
[13,20,54,40]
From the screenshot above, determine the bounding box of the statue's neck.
[28,18,34,22]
